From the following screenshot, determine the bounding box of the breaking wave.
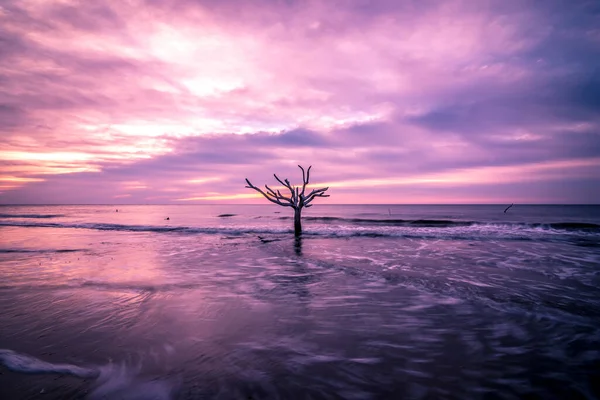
[280,216,473,227]
[280,216,600,230]
[0,219,598,243]
[0,221,290,235]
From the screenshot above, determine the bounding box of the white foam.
[0,349,176,400]
[0,349,97,378]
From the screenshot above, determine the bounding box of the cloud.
[0,0,599,203]
[2,125,599,204]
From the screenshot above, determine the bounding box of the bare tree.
[245,165,330,236]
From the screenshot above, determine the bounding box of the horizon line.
[1,203,599,206]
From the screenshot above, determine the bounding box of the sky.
[0,0,599,204]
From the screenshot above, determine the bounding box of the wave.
[0,220,598,243]
[0,348,97,378]
[546,222,600,229]
[0,213,63,219]
[0,221,290,235]
[281,216,600,230]
[0,280,203,293]
[0,349,176,399]
[0,248,81,254]
[279,216,471,227]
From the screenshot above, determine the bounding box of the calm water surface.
[0,205,599,399]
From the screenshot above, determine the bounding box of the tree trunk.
[294,207,302,236]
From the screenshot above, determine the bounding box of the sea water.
[0,204,599,399]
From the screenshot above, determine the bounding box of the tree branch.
[305,187,330,205]
[265,184,292,203]
[246,166,328,211]
[245,178,294,207]
[298,165,311,198]
[298,165,306,186]
[265,184,277,197]
[274,174,295,198]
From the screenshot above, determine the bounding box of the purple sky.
[1,0,599,204]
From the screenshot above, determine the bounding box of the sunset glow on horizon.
[1,0,599,204]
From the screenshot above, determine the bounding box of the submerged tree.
[245,165,330,236]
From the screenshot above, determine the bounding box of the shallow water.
[1,205,599,399]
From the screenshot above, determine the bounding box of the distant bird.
[504,203,514,213]
[116,209,118,212]
[165,217,170,220]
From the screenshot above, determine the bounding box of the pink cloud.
[0,0,598,203]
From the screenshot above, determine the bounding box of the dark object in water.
[116,209,118,212]
[165,217,170,220]
[257,236,278,243]
[217,214,236,218]
[504,203,514,213]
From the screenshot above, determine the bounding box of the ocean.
[0,204,599,399]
